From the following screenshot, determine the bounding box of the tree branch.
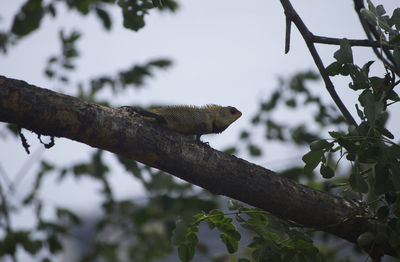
[312,35,399,49]
[353,0,400,77]
[0,75,397,258]
[279,0,358,127]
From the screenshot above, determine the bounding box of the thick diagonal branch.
[0,75,397,257]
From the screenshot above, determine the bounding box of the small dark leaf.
[247,144,262,157]
[22,239,42,255]
[375,232,388,245]
[325,61,342,76]
[334,39,353,64]
[357,232,374,247]
[223,146,237,155]
[377,206,389,221]
[391,8,400,30]
[95,7,112,30]
[309,139,331,151]
[328,131,342,138]
[361,8,378,26]
[337,137,357,153]
[349,171,369,193]
[393,49,400,68]
[320,164,334,179]
[392,163,400,190]
[172,219,199,262]
[285,98,296,107]
[302,150,323,173]
[48,234,62,254]
[364,95,383,126]
[376,5,386,16]
[362,60,374,75]
[377,126,394,139]
[385,192,397,204]
[46,3,56,17]
[240,131,249,139]
[11,0,45,36]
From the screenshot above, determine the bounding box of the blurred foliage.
[1,0,400,262]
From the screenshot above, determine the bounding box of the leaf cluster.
[0,0,178,53]
[172,200,323,262]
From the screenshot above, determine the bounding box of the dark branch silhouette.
[280,0,358,127]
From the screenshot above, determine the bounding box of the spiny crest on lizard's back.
[151,104,222,112]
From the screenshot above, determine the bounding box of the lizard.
[124,105,242,141]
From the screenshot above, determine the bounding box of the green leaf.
[11,0,45,36]
[246,211,269,226]
[48,234,62,254]
[375,232,388,245]
[357,232,374,247]
[172,219,199,262]
[320,164,334,179]
[22,239,42,255]
[56,208,80,225]
[334,39,353,64]
[377,126,394,139]
[118,0,149,31]
[177,234,198,262]
[310,139,331,151]
[95,7,112,30]
[240,131,249,139]
[328,131,342,138]
[302,150,323,173]
[223,146,237,155]
[361,8,378,26]
[389,34,400,44]
[391,163,400,190]
[391,8,400,30]
[385,192,397,204]
[359,90,383,126]
[349,171,369,193]
[393,49,400,68]
[361,60,374,75]
[207,210,241,253]
[325,61,342,76]
[337,137,357,153]
[376,5,386,16]
[349,65,369,90]
[285,98,296,107]
[247,144,262,157]
[377,206,389,221]
[220,232,239,253]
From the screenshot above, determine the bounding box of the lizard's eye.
[230,107,238,114]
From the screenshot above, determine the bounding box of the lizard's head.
[214,106,242,133]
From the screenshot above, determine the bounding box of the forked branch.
[280,0,358,126]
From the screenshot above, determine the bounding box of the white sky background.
[0,0,400,249]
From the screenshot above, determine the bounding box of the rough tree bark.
[0,75,396,258]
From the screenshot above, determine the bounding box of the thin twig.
[285,16,291,53]
[280,0,358,127]
[312,35,399,49]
